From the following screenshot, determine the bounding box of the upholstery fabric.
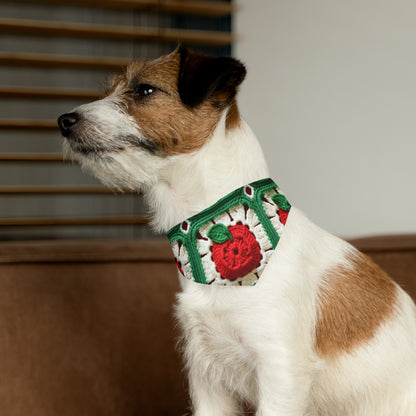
[0,237,414,415]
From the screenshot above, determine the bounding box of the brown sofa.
[0,236,415,416]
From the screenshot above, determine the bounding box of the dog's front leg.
[188,367,241,416]
[254,347,312,416]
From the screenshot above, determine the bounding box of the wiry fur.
[58,47,416,415]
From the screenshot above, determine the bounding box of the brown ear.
[177,46,246,108]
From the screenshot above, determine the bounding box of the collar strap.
[167,178,291,286]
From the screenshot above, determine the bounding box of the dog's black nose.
[57,112,80,137]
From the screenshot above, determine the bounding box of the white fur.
[62,92,416,415]
[145,113,269,232]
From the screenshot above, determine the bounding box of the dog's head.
[58,46,246,191]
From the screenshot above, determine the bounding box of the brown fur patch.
[225,98,241,130]
[315,251,398,358]
[108,49,243,156]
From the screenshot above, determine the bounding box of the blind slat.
[0,53,129,70]
[7,0,234,17]
[0,120,58,130]
[0,186,130,195]
[0,153,64,162]
[0,215,148,226]
[0,18,234,47]
[0,86,101,101]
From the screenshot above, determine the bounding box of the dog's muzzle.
[57,112,80,138]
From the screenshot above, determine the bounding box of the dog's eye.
[134,84,156,97]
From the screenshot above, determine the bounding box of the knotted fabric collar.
[167,178,291,286]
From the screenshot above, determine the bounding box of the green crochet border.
[167,178,288,284]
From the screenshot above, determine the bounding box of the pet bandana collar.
[167,178,291,286]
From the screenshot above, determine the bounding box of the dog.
[58,46,416,415]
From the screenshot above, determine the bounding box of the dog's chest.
[176,290,258,397]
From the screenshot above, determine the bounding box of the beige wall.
[235,0,416,237]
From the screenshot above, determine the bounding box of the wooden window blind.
[0,0,233,240]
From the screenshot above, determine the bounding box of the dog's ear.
[177,46,246,108]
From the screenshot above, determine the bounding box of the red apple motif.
[208,223,261,280]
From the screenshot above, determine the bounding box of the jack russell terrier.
[58,46,416,415]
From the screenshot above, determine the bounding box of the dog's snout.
[58,112,80,137]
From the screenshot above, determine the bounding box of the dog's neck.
[145,111,270,233]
